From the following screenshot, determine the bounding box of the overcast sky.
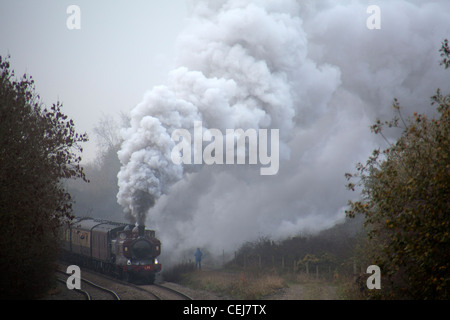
[0,0,188,162]
[2,1,450,263]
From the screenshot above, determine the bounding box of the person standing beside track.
[194,248,203,270]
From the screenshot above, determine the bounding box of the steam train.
[60,217,161,284]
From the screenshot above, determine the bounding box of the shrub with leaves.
[345,41,449,299]
[0,56,88,299]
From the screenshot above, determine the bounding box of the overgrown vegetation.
[0,56,88,299]
[229,217,363,278]
[345,39,450,299]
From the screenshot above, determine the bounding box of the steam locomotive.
[60,217,161,284]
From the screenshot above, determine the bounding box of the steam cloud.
[117,0,450,261]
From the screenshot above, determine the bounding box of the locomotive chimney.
[138,225,145,237]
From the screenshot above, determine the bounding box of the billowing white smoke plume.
[118,0,450,262]
[117,0,339,225]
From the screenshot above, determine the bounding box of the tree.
[92,114,122,158]
[345,40,450,299]
[0,56,88,299]
[66,114,125,222]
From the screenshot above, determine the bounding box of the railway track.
[154,283,193,300]
[56,264,192,300]
[55,277,91,300]
[55,269,120,300]
[130,283,193,300]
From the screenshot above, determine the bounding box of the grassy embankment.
[163,263,361,300]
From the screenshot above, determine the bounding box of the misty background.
[1,0,449,266]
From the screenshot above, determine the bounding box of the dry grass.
[162,261,195,283]
[165,262,358,300]
[281,272,355,300]
[181,269,286,299]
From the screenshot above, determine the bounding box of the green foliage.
[345,41,450,299]
[0,56,88,299]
